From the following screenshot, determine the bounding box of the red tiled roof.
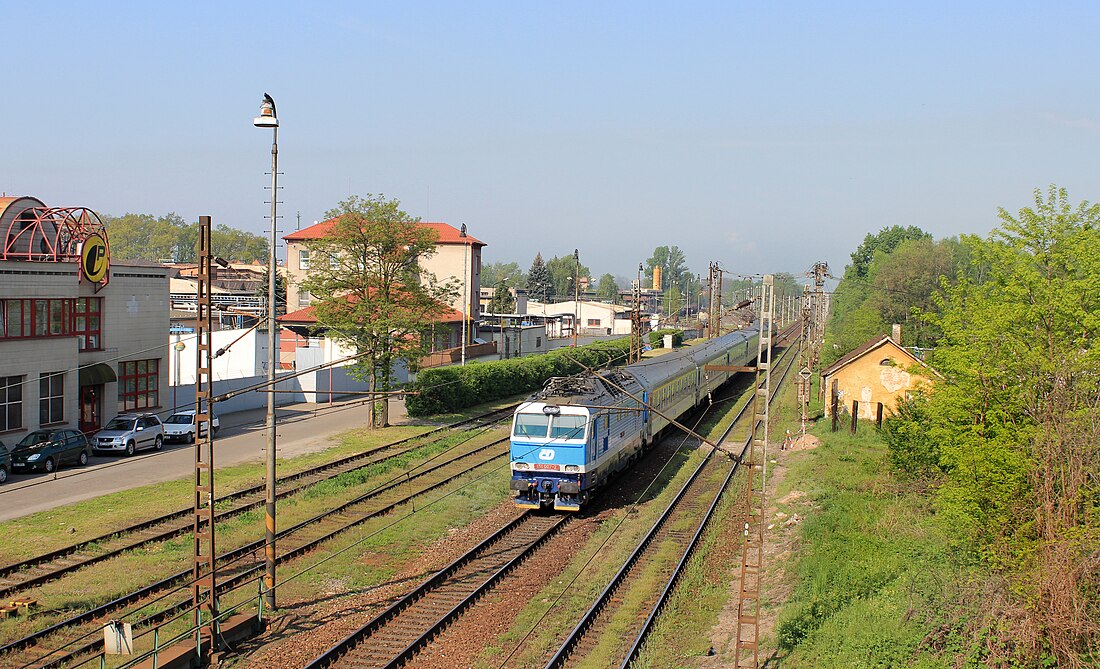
[278,300,464,325]
[283,218,485,246]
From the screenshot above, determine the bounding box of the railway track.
[0,405,517,601]
[1,430,513,668]
[304,512,568,669]
[298,337,799,669]
[544,344,797,668]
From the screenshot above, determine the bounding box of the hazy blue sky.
[3,1,1098,282]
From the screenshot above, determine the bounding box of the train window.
[550,414,587,439]
[514,413,549,438]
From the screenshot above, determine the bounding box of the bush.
[406,338,631,416]
[648,328,683,348]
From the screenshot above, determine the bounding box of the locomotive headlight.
[564,465,579,472]
[514,462,529,470]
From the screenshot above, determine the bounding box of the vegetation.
[596,273,619,302]
[647,328,684,348]
[102,212,268,263]
[481,261,524,289]
[487,278,515,313]
[299,194,457,427]
[803,186,1100,667]
[406,337,630,416]
[824,227,964,363]
[545,252,592,300]
[526,253,552,302]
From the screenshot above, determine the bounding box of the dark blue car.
[9,429,91,474]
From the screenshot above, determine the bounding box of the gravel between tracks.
[231,427,692,668]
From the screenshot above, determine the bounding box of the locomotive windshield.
[513,413,549,438]
[549,414,587,440]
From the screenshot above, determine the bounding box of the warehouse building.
[0,196,169,439]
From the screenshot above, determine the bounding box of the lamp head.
[459,223,467,237]
[253,93,279,128]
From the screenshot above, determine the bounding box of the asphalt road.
[0,398,405,523]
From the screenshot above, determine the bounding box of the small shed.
[820,334,938,421]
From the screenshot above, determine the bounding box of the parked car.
[9,429,92,473]
[93,414,164,456]
[0,439,9,483]
[163,410,221,443]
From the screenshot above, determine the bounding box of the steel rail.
[3,437,511,668]
[0,405,517,599]
[303,512,569,669]
[544,341,798,668]
[618,343,798,667]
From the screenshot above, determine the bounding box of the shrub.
[406,338,631,416]
[648,328,683,347]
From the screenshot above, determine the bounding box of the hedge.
[405,337,631,416]
[648,328,684,348]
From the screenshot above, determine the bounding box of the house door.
[80,385,102,436]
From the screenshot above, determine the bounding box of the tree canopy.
[526,253,551,302]
[596,273,619,302]
[482,261,524,288]
[644,245,689,292]
[102,213,268,263]
[300,194,456,426]
[545,253,592,300]
[879,187,1100,663]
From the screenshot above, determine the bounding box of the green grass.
[770,424,977,668]
[0,397,524,657]
[0,395,522,564]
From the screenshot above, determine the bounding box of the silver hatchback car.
[94,414,164,456]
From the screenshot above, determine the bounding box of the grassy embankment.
[770,423,981,668]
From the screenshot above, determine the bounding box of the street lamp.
[252,92,278,611]
[572,249,580,348]
[459,223,468,366]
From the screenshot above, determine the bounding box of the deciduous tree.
[301,194,456,427]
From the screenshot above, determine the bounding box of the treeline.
[484,245,803,317]
[102,212,269,263]
[829,187,1100,666]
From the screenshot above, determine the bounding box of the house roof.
[820,334,938,378]
[283,218,485,247]
[279,300,465,326]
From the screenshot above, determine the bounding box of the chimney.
[891,323,902,345]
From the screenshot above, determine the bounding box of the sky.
[3,1,1098,283]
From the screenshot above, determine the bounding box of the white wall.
[169,327,268,385]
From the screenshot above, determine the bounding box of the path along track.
[1,415,514,668]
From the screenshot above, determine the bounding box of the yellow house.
[820,334,938,421]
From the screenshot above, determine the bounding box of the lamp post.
[172,336,185,413]
[253,93,279,611]
[572,249,580,348]
[459,223,468,366]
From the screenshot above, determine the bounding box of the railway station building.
[0,196,169,439]
[820,329,939,421]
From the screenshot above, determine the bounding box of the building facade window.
[1,298,74,339]
[299,249,310,270]
[298,288,311,307]
[0,375,23,432]
[74,297,103,351]
[587,318,601,327]
[119,360,160,411]
[39,372,64,425]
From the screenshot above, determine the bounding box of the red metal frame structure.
[0,206,110,286]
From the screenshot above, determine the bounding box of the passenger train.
[509,328,759,511]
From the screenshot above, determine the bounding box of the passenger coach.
[509,328,759,511]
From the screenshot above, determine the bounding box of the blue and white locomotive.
[509,328,759,511]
